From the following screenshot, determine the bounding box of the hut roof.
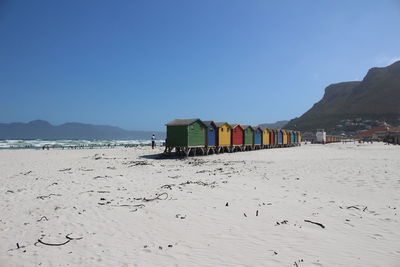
[230,124,244,130]
[166,118,204,126]
[202,120,217,127]
[215,122,231,128]
[242,125,254,130]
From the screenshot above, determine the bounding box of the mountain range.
[285,61,400,132]
[0,120,165,140]
[259,120,289,129]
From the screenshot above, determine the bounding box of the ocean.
[0,139,165,150]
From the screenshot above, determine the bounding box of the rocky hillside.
[286,61,400,132]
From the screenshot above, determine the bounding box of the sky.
[1,0,400,131]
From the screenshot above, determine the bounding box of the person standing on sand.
[151,134,156,149]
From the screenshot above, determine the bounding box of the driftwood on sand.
[304,220,325,229]
[35,234,83,247]
[36,194,62,200]
[143,192,168,202]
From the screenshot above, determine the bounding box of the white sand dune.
[0,143,399,266]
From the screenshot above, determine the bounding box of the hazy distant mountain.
[259,120,289,129]
[285,61,400,132]
[0,120,166,140]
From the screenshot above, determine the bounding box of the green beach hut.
[243,125,254,150]
[165,119,207,156]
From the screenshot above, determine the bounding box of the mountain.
[285,61,400,132]
[259,120,289,129]
[0,120,166,140]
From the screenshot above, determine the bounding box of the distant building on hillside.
[355,125,400,140]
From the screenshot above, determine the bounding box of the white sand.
[0,143,399,266]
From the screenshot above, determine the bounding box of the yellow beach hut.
[282,130,288,146]
[261,127,270,148]
[215,122,232,153]
[297,131,302,143]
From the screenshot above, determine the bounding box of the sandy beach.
[1,143,399,266]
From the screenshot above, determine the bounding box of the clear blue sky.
[1,0,399,131]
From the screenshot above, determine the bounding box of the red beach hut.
[231,124,244,150]
[269,129,275,147]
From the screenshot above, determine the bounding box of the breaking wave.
[0,139,164,150]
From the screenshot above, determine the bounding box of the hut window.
[191,125,194,130]
[210,127,213,131]
[221,128,224,132]
[227,128,230,132]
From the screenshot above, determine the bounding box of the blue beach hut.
[278,130,283,145]
[203,121,217,146]
[254,126,262,146]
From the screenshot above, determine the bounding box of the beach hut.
[231,124,244,151]
[262,127,270,148]
[282,130,288,146]
[285,130,289,146]
[292,131,296,145]
[269,129,275,148]
[253,126,262,149]
[298,131,302,143]
[278,130,283,146]
[243,125,254,150]
[203,121,217,154]
[290,131,293,145]
[290,130,296,145]
[203,121,217,146]
[215,122,232,152]
[165,118,206,156]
